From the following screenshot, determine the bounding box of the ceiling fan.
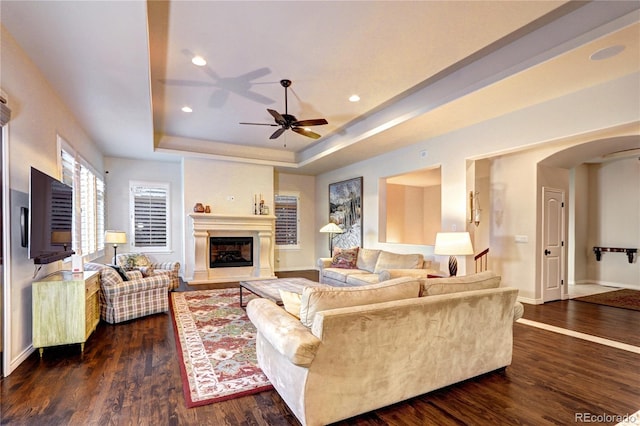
[240,79,328,140]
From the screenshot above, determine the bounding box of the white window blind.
[60,138,105,259]
[275,194,299,248]
[130,182,169,251]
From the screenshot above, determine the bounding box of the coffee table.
[239,277,324,308]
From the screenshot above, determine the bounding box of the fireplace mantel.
[189,213,277,284]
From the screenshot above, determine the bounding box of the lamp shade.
[104,230,127,244]
[319,223,344,234]
[434,232,474,256]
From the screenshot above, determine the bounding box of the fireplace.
[210,237,253,268]
[189,213,276,284]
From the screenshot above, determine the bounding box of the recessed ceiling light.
[590,45,625,61]
[349,94,360,102]
[181,106,193,113]
[191,55,207,66]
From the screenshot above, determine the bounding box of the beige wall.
[274,172,316,271]
[1,25,103,375]
[181,157,274,280]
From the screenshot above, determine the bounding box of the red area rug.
[170,288,272,408]
[573,289,640,311]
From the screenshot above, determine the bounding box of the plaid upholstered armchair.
[84,263,170,324]
[114,252,180,290]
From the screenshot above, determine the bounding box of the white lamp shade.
[319,223,344,234]
[434,232,474,256]
[104,230,127,244]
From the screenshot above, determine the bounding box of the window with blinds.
[275,193,299,248]
[130,182,169,251]
[60,140,105,259]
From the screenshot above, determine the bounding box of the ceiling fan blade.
[268,109,286,125]
[239,122,278,126]
[270,128,286,139]
[293,118,328,127]
[292,127,321,139]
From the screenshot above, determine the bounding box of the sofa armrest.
[514,301,524,322]
[317,257,333,270]
[149,261,180,273]
[246,298,321,367]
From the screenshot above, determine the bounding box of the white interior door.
[542,187,564,302]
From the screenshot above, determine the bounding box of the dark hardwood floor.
[2,275,639,425]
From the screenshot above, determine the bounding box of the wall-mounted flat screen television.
[28,167,74,264]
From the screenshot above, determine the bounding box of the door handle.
[544,249,551,255]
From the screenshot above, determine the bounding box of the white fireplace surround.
[189,213,277,284]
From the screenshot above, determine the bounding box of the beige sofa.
[317,247,442,286]
[247,272,522,426]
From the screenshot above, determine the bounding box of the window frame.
[274,191,300,250]
[129,180,171,253]
[58,135,105,261]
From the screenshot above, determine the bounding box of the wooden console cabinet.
[32,270,100,357]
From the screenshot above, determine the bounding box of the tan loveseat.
[317,247,442,286]
[247,272,522,426]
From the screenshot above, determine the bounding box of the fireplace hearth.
[210,237,253,268]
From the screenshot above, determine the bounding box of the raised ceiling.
[2,1,639,174]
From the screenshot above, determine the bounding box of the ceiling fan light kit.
[240,79,328,140]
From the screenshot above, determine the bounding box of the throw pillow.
[330,247,359,269]
[298,277,421,328]
[123,253,150,270]
[356,248,381,272]
[107,264,129,281]
[279,289,302,318]
[373,251,423,273]
[139,265,155,277]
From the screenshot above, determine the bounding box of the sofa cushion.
[330,247,359,269]
[356,248,381,272]
[422,271,501,296]
[279,289,302,318]
[322,268,368,283]
[345,273,384,286]
[298,277,421,327]
[374,251,423,273]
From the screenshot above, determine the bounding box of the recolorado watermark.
[575,412,638,423]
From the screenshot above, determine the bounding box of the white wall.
[181,157,274,280]
[1,25,103,375]
[102,157,183,267]
[585,158,640,288]
[274,172,316,271]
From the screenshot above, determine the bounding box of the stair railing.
[474,248,489,273]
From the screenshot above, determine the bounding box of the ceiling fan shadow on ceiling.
[240,79,328,140]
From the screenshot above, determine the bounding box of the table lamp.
[104,230,127,260]
[434,232,474,276]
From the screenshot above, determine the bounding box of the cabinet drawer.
[86,275,100,295]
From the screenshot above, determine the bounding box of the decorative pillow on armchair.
[122,253,151,270]
[330,247,359,269]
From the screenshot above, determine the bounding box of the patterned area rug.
[170,288,272,408]
[573,289,640,312]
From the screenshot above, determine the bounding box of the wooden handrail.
[475,248,489,273]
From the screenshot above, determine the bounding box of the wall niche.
[379,166,441,245]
